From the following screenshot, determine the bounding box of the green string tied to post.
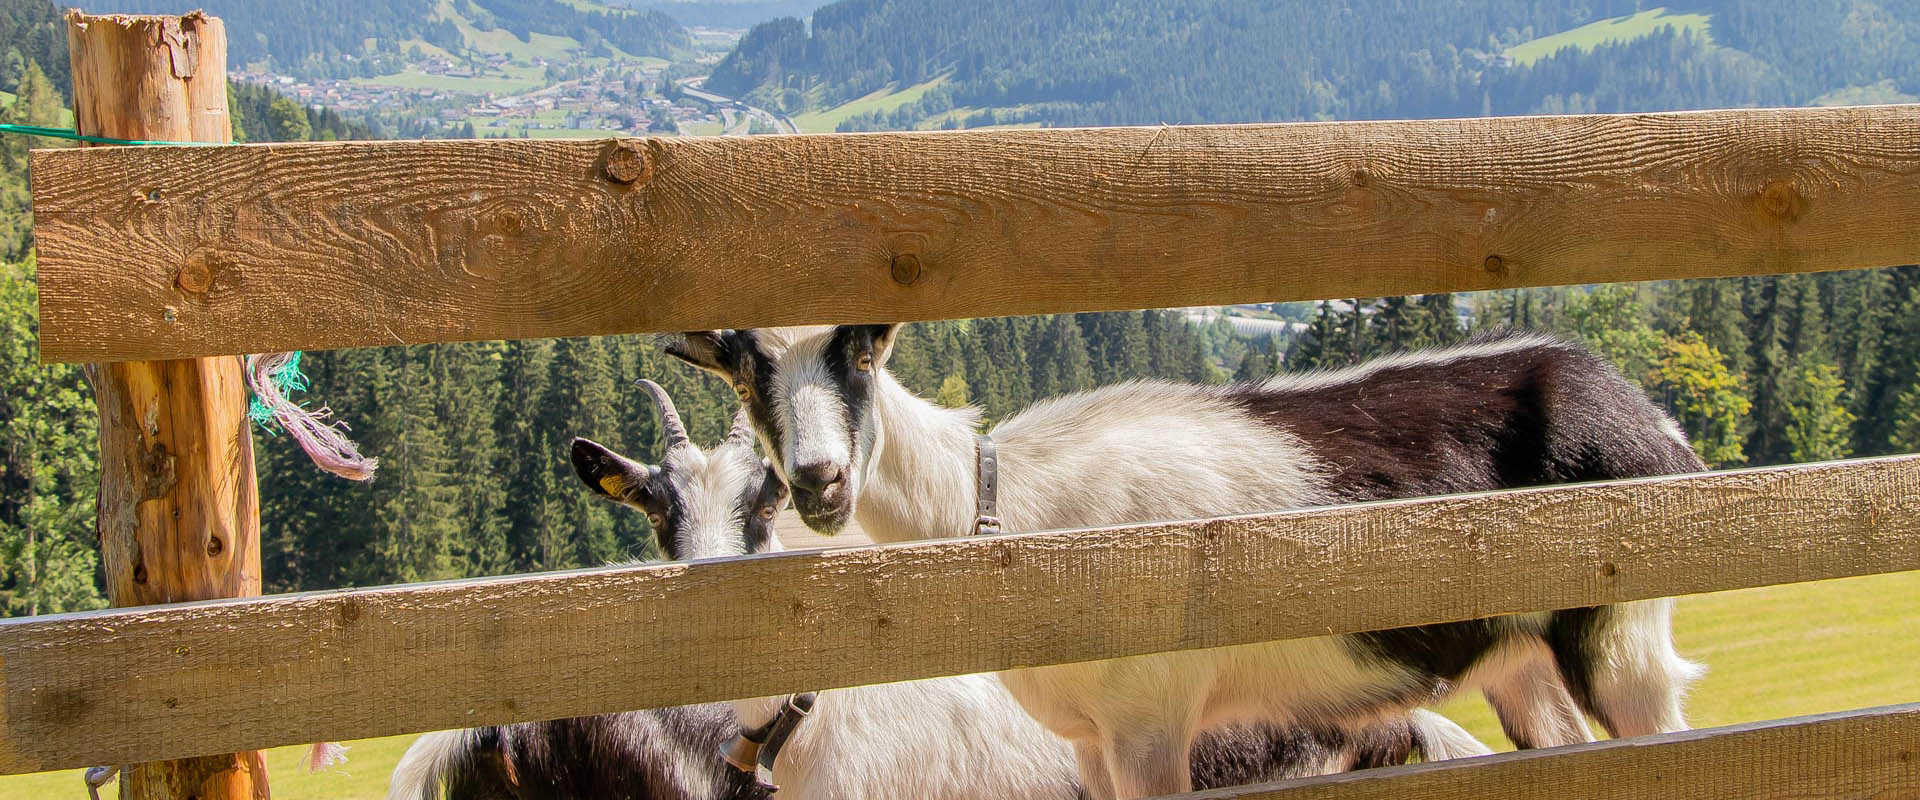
[0,122,224,146]
[3,122,376,481]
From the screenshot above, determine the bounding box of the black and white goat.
[666,326,1705,799]
[390,380,1486,800]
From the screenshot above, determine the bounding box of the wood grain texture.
[66,12,267,800]
[3,456,1918,774]
[1180,704,1920,800]
[29,104,1920,362]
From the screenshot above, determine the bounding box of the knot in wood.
[890,253,922,286]
[1757,180,1806,222]
[604,141,650,185]
[176,252,215,294]
[338,599,361,624]
[205,535,223,557]
[1600,561,1619,578]
[1350,168,1372,187]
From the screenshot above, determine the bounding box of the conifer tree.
[1782,360,1854,463]
[0,257,103,616]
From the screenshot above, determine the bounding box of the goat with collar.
[667,325,1703,800]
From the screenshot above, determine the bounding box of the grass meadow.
[1506,7,1713,66]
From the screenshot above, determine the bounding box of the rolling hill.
[90,0,688,76]
[709,0,1920,130]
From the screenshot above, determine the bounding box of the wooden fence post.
[65,11,268,800]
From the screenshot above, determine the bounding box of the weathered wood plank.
[3,456,1920,774]
[30,104,1920,362]
[1185,704,1920,800]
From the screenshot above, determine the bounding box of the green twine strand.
[0,123,223,146]
[248,352,312,435]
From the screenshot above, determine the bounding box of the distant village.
[231,48,729,137]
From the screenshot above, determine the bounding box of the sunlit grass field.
[5,570,1914,799]
[791,74,949,133]
[1506,7,1713,66]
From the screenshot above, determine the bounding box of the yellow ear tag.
[598,475,626,496]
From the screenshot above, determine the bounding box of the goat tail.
[386,730,473,800]
[1406,709,1494,762]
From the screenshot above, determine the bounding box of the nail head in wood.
[604,141,649,185]
[1483,255,1506,274]
[890,253,922,286]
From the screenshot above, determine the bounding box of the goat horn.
[725,408,755,447]
[636,379,690,451]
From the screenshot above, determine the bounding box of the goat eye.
[855,352,874,373]
[733,382,750,399]
[758,505,776,520]
[646,512,664,528]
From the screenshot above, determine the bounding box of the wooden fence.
[5,11,1920,800]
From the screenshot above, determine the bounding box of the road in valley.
[679,78,801,135]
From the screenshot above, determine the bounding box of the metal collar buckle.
[975,433,1001,536]
[721,692,816,792]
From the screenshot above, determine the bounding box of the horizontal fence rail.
[1,455,1917,774]
[1188,704,1920,800]
[28,104,1920,362]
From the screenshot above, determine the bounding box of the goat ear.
[874,323,902,365]
[569,437,653,502]
[663,331,735,379]
[844,324,903,366]
[763,460,790,500]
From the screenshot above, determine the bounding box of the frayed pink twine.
[243,352,378,481]
[304,741,350,773]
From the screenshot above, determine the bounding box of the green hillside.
[789,74,946,132]
[710,0,1920,128]
[1507,7,1714,65]
[90,0,689,77]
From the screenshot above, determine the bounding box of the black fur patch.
[1348,618,1506,687]
[738,463,786,556]
[1545,605,1610,729]
[1218,330,1703,502]
[438,706,768,800]
[823,325,885,457]
[1190,720,1417,787]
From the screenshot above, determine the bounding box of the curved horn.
[725,408,755,448]
[636,379,690,451]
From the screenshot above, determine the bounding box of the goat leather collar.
[722,692,817,792]
[975,433,1002,535]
